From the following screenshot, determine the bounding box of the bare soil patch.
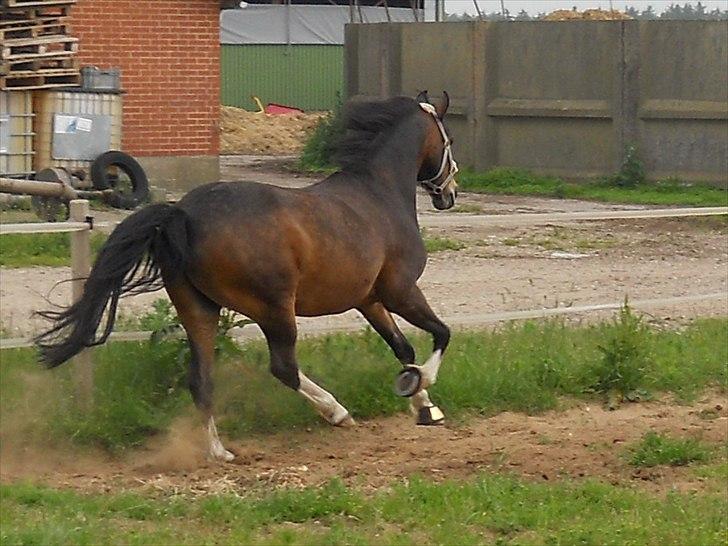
[1,394,725,496]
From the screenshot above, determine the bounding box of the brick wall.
[70,0,220,157]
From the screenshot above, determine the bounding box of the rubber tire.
[90,151,149,209]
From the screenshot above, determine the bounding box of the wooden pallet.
[1,35,78,61]
[0,68,80,90]
[1,55,77,75]
[0,4,72,18]
[0,20,69,40]
[1,14,66,29]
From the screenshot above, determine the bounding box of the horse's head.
[416,91,458,211]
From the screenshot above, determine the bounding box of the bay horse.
[36,91,459,461]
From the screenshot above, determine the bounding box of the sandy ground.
[1,393,725,496]
[1,156,726,336]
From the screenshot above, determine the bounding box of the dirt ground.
[1,393,725,496]
[1,155,726,336]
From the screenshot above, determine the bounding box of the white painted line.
[420,206,728,227]
[3,292,724,351]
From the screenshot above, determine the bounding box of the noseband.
[418,102,459,195]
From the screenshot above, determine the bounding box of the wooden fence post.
[69,199,94,403]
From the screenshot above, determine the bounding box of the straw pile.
[220,106,325,155]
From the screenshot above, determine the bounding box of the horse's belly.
[294,261,379,316]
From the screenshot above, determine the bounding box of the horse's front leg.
[384,286,450,398]
[358,301,445,425]
[259,309,355,427]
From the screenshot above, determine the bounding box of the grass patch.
[629,432,713,467]
[459,168,728,207]
[448,203,483,214]
[1,312,725,451]
[0,232,107,268]
[423,234,466,253]
[1,474,726,546]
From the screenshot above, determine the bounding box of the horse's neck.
[368,123,423,213]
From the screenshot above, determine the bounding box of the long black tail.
[35,203,191,368]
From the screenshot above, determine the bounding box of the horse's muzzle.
[431,190,456,210]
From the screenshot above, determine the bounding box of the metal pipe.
[410,0,420,22]
[0,177,77,199]
[285,0,291,48]
[472,0,484,20]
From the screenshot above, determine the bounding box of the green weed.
[298,94,345,172]
[0,232,107,268]
[629,432,713,467]
[423,235,466,253]
[448,203,483,214]
[590,303,652,401]
[611,145,646,188]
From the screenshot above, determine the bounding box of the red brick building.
[69,0,221,190]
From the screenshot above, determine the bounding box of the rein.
[417,102,459,195]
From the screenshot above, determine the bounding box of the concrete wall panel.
[345,20,728,185]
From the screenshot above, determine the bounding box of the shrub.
[298,95,345,171]
[590,302,652,400]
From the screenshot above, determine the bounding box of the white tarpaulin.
[221,5,420,45]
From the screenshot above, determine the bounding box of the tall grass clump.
[611,144,646,188]
[628,432,712,467]
[298,95,344,172]
[589,302,652,401]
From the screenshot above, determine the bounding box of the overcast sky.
[445,0,728,15]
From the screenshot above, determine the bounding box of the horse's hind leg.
[165,279,233,462]
[260,309,355,427]
[358,302,445,425]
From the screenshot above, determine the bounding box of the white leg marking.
[410,389,434,412]
[411,349,443,391]
[298,372,355,426]
[410,389,445,423]
[207,416,234,462]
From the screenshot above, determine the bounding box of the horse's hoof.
[394,367,422,397]
[335,413,357,427]
[416,405,445,426]
[208,447,235,462]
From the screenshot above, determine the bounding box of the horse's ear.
[415,90,430,104]
[435,91,450,119]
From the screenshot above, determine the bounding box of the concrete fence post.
[69,199,94,404]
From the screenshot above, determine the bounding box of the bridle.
[417,102,459,196]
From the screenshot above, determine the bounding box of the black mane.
[335,96,421,172]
